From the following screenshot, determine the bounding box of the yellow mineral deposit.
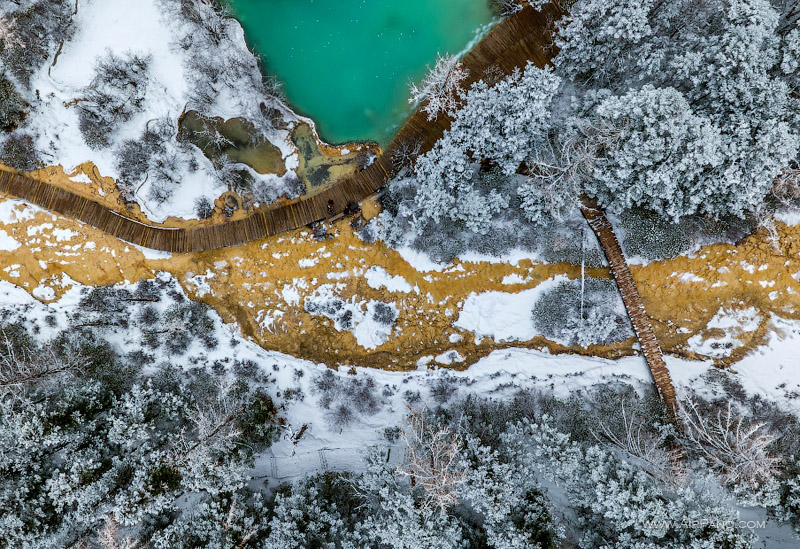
[0,164,797,371]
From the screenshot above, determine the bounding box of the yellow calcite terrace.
[0,166,797,370]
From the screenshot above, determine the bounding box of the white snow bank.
[455,275,568,342]
[364,266,414,293]
[0,229,21,252]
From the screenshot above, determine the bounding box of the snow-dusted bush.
[116,117,185,201]
[0,0,74,86]
[194,195,214,219]
[355,219,378,243]
[371,302,397,326]
[78,51,152,150]
[535,221,605,267]
[618,208,693,261]
[0,132,41,170]
[311,369,384,422]
[532,277,633,348]
[264,474,370,547]
[0,74,25,131]
[251,171,304,205]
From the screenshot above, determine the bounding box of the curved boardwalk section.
[580,196,679,414]
[0,4,562,253]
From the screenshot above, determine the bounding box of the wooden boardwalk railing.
[0,4,562,254]
[580,196,679,414]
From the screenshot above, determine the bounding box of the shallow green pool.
[227,0,495,145]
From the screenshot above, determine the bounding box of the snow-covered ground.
[455,275,567,343]
[28,0,300,222]
[2,270,799,488]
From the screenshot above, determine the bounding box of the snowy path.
[253,444,406,486]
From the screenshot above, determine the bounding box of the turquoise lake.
[226,0,495,145]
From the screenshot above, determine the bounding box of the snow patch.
[364,266,413,293]
[455,275,567,342]
[0,229,21,251]
[687,307,761,358]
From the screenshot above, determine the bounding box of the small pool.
[227,0,495,145]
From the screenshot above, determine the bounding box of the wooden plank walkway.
[580,196,679,414]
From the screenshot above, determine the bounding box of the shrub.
[236,389,279,448]
[194,196,214,219]
[412,220,467,263]
[619,208,693,261]
[430,377,458,404]
[137,305,160,329]
[532,277,633,348]
[0,132,41,170]
[116,118,182,201]
[0,75,25,131]
[133,277,165,301]
[163,301,218,353]
[78,51,152,149]
[469,225,516,257]
[537,222,606,267]
[356,220,377,243]
[371,302,397,326]
[283,171,305,198]
[329,403,355,429]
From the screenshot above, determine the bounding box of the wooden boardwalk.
[0,4,562,254]
[580,196,679,414]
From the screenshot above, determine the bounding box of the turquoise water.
[227,0,495,145]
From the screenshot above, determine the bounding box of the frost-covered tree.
[396,406,466,510]
[263,475,369,548]
[531,277,633,348]
[679,398,782,504]
[460,441,561,548]
[0,325,278,547]
[384,0,800,249]
[409,64,560,233]
[504,420,757,548]
[409,53,469,121]
[358,450,467,549]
